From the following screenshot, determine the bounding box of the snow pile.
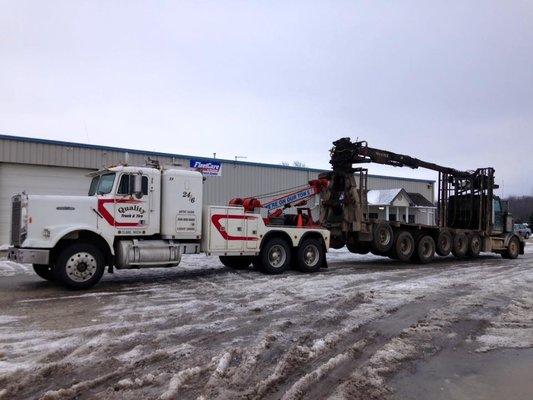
[0,260,31,277]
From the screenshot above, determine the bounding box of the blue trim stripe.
[0,134,435,184]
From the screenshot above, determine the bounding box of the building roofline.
[0,134,435,184]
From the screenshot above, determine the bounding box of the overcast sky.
[1,1,532,196]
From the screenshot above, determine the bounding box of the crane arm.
[329,138,472,178]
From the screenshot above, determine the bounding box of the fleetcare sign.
[190,159,222,176]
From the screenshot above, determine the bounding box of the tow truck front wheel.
[54,243,105,290]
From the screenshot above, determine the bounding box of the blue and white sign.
[190,159,222,176]
[263,188,314,211]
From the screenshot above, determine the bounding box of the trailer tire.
[452,233,468,258]
[346,238,371,254]
[436,231,452,257]
[219,256,253,270]
[371,222,394,253]
[259,238,291,274]
[297,238,324,273]
[53,243,105,290]
[392,231,415,262]
[467,235,482,258]
[412,235,435,264]
[33,264,55,281]
[502,236,520,259]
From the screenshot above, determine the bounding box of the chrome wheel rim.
[66,252,97,282]
[268,245,286,268]
[303,244,320,267]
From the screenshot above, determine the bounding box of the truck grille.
[11,195,22,246]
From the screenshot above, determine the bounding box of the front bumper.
[8,247,50,265]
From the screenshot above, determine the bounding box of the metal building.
[0,134,434,244]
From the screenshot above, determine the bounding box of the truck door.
[114,173,150,231]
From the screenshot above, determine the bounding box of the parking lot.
[0,241,532,400]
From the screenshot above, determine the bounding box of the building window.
[389,214,396,222]
[369,213,378,219]
[408,215,415,223]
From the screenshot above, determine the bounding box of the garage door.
[0,163,94,245]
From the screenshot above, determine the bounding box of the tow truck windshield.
[88,173,116,196]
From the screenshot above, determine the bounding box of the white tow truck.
[8,163,330,289]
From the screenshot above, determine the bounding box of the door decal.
[98,198,145,227]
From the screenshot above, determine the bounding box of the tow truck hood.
[23,195,99,248]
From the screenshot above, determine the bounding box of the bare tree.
[505,196,533,222]
[292,161,306,168]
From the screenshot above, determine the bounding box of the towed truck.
[8,163,330,289]
[318,138,525,262]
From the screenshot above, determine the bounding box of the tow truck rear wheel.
[452,233,468,258]
[53,243,105,290]
[219,256,253,270]
[296,238,324,273]
[259,238,291,274]
[502,237,520,259]
[32,264,55,281]
[412,235,435,264]
[467,235,482,257]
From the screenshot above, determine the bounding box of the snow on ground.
[0,244,531,399]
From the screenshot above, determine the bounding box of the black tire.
[259,238,292,274]
[467,235,482,258]
[297,238,325,273]
[329,235,346,250]
[436,231,452,257]
[411,235,436,264]
[53,243,105,290]
[219,256,253,270]
[32,264,55,281]
[452,233,468,258]
[392,231,415,262]
[502,236,520,259]
[371,222,394,253]
[346,236,371,254]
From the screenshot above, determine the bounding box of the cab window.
[88,173,116,195]
[117,174,148,196]
[97,173,116,195]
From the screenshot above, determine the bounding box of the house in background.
[367,188,436,225]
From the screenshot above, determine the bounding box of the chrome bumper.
[8,247,50,265]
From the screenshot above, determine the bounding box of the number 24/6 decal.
[182,191,196,203]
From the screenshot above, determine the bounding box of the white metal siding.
[0,163,93,244]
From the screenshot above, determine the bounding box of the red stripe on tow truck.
[211,214,259,241]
